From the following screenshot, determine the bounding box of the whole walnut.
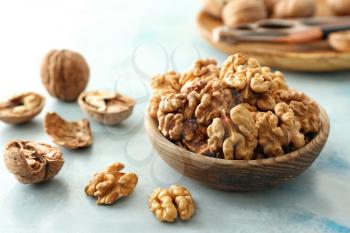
[222,0,267,27]
[41,49,89,102]
[264,0,280,14]
[201,0,228,18]
[272,0,316,18]
[327,0,350,15]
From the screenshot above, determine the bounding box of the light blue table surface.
[0,1,349,232]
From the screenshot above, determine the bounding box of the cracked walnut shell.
[41,49,89,102]
[4,140,64,184]
[148,185,195,223]
[84,163,138,205]
[0,92,45,124]
[44,112,92,149]
[79,90,136,125]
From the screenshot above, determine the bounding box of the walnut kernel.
[4,140,64,184]
[41,49,89,102]
[85,163,138,205]
[148,185,195,223]
[150,53,321,160]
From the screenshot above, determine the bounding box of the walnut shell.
[272,0,316,18]
[41,49,89,102]
[327,0,350,15]
[44,112,93,149]
[4,140,64,184]
[222,0,267,27]
[78,90,136,125]
[0,92,45,124]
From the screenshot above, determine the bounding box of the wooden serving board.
[196,5,350,72]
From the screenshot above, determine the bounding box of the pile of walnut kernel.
[150,53,321,160]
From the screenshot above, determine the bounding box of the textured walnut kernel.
[150,53,321,160]
[256,103,305,157]
[4,140,64,184]
[208,104,257,160]
[180,58,221,89]
[79,90,136,125]
[148,185,195,223]
[221,54,287,111]
[85,163,138,205]
[41,49,89,102]
[274,89,321,133]
[0,92,45,124]
[44,112,92,149]
[152,71,182,95]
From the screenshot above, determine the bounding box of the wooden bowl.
[144,107,330,191]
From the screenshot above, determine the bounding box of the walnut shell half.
[4,140,64,184]
[78,90,136,125]
[44,112,93,149]
[41,49,89,102]
[0,92,45,124]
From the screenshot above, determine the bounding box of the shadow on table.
[7,178,69,227]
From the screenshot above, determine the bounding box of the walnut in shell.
[222,0,267,27]
[148,185,195,223]
[200,0,232,18]
[328,30,350,52]
[85,163,138,205]
[44,112,92,149]
[41,49,89,102]
[272,0,316,18]
[4,140,64,184]
[327,0,350,15]
[0,92,45,124]
[78,90,136,125]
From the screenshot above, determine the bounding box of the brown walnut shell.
[44,112,93,149]
[41,49,89,102]
[78,90,136,125]
[4,140,64,184]
[0,92,45,124]
[328,30,350,52]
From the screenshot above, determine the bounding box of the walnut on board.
[222,0,267,27]
[44,112,93,149]
[272,0,316,18]
[200,0,229,18]
[4,140,64,184]
[78,90,136,125]
[84,163,138,205]
[327,0,350,15]
[328,30,350,52]
[41,49,89,102]
[0,92,45,124]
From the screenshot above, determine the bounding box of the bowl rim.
[145,105,330,167]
